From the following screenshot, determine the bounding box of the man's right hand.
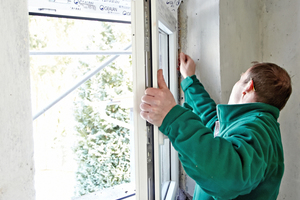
[140,69,176,127]
[179,52,196,79]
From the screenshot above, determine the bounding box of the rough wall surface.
[219,0,262,103]
[179,0,221,104]
[261,1,300,199]
[178,0,221,196]
[0,1,35,200]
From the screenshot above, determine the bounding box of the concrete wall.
[219,0,262,103]
[178,0,221,195]
[0,1,35,200]
[179,0,221,104]
[179,0,300,198]
[261,1,300,199]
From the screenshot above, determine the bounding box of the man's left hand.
[140,69,177,127]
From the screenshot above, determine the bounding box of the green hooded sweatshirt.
[159,75,284,200]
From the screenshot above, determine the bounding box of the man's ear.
[244,79,255,93]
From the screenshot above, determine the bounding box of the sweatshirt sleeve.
[159,105,267,199]
[181,75,218,130]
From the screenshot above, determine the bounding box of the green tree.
[72,22,132,196]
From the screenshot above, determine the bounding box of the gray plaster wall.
[0,1,35,200]
[219,0,262,103]
[179,0,221,104]
[179,0,300,198]
[178,0,221,195]
[261,1,300,199]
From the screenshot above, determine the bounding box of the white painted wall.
[0,1,35,200]
[179,0,300,198]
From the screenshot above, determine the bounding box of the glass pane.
[159,30,171,200]
[29,16,130,51]
[29,15,134,200]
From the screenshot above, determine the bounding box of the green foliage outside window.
[72,62,132,196]
[29,15,132,198]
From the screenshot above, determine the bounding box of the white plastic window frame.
[132,0,179,199]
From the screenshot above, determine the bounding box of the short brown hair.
[245,62,292,110]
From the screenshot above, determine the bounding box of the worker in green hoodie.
[140,52,292,200]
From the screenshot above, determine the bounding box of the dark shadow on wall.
[176,188,193,200]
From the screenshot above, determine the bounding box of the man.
[140,52,292,199]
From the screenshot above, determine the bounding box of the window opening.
[29,15,134,200]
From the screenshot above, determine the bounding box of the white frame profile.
[131,1,148,199]
[132,0,178,199]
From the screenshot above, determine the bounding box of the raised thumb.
[180,52,187,64]
[157,69,168,89]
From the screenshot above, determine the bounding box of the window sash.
[150,0,178,199]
